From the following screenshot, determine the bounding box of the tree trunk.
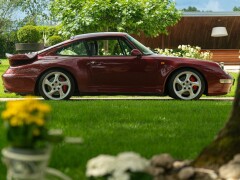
[193,74,240,170]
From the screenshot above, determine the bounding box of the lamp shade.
[211,27,228,37]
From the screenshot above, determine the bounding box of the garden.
[0,97,234,179]
[0,57,238,179]
[1,0,240,179]
[0,14,239,178]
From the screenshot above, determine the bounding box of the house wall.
[133,13,240,64]
[134,16,240,49]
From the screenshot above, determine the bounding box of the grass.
[0,100,233,179]
[222,72,238,97]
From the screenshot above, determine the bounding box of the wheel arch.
[34,67,79,95]
[164,67,208,96]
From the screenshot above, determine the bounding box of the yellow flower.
[1,97,60,149]
[34,118,45,126]
[2,97,51,127]
[10,117,23,126]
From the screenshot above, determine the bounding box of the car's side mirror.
[131,49,142,58]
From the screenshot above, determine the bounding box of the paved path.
[70,97,234,101]
[224,65,240,72]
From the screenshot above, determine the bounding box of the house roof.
[183,11,240,17]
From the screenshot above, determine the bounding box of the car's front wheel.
[168,69,205,100]
[38,69,75,100]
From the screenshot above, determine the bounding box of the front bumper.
[207,73,234,96]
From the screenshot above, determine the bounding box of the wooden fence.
[203,49,240,65]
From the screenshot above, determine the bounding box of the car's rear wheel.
[168,69,205,100]
[38,69,75,100]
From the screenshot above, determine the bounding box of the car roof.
[38,32,129,55]
[71,32,128,40]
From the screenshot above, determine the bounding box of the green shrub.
[17,25,41,43]
[47,35,63,46]
[47,26,59,37]
[0,31,17,57]
[37,26,48,36]
[36,25,61,45]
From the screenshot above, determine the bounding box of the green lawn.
[0,100,233,179]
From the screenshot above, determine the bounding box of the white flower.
[115,152,149,172]
[155,45,212,60]
[110,171,130,180]
[164,49,169,53]
[196,46,201,50]
[181,45,186,50]
[86,155,116,177]
[86,152,150,179]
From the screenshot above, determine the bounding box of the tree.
[0,0,20,57]
[193,74,240,170]
[0,0,18,18]
[50,0,181,37]
[182,6,200,12]
[16,0,50,25]
[233,6,240,11]
[0,0,19,33]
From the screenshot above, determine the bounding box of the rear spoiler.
[6,52,38,66]
[6,52,38,60]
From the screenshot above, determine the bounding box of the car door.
[86,37,159,92]
[53,40,91,92]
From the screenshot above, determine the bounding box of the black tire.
[168,69,205,100]
[38,69,75,100]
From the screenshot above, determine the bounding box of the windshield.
[127,35,154,55]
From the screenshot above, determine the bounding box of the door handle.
[87,61,102,66]
[87,61,96,65]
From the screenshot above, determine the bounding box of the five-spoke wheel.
[168,69,205,100]
[38,70,75,100]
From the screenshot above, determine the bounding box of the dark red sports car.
[2,32,233,100]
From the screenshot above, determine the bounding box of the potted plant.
[15,25,44,53]
[1,97,63,179]
[47,35,63,46]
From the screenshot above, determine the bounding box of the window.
[120,39,132,55]
[56,41,87,56]
[86,38,132,56]
[126,35,154,55]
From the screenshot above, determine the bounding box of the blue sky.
[13,0,240,20]
[175,0,240,11]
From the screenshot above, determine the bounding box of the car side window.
[119,39,132,55]
[86,38,132,56]
[56,41,87,56]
